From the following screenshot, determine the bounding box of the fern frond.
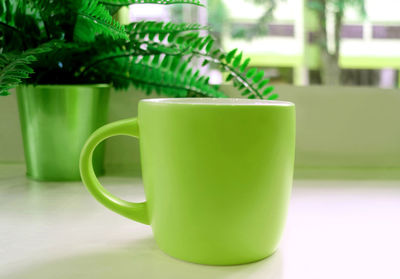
[126,21,209,41]
[98,55,225,98]
[78,38,187,76]
[85,30,274,99]
[78,44,151,77]
[74,0,128,42]
[99,0,204,7]
[122,33,275,99]
[0,54,36,96]
[0,40,65,95]
[165,34,275,99]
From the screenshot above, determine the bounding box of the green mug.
[80,98,295,265]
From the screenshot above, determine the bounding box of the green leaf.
[248,95,256,99]
[253,70,264,83]
[149,32,156,41]
[205,40,214,52]
[233,79,241,87]
[192,37,203,49]
[233,52,242,68]
[161,55,171,68]
[257,79,270,89]
[185,69,192,83]
[226,74,234,82]
[246,68,257,78]
[239,58,250,72]
[142,55,150,64]
[152,54,160,66]
[201,59,209,66]
[170,56,181,71]
[167,32,177,43]
[267,93,278,100]
[159,32,168,41]
[241,89,251,96]
[0,54,36,96]
[199,35,211,50]
[211,49,220,56]
[75,0,127,42]
[262,86,274,96]
[193,69,200,79]
[178,61,188,74]
[226,48,237,63]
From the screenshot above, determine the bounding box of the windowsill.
[294,166,400,180]
[3,85,400,172]
[1,163,399,279]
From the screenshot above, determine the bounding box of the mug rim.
[140,98,294,107]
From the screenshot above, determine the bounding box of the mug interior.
[140,98,293,106]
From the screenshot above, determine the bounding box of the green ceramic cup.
[80,98,295,265]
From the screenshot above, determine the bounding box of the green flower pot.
[16,85,110,181]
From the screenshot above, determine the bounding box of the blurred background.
[127,0,400,88]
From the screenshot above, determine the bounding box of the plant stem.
[78,51,142,77]
[0,21,22,35]
[192,50,263,99]
[38,10,51,40]
[78,45,190,77]
[99,1,204,7]
[0,21,28,49]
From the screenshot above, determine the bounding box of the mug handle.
[80,118,149,225]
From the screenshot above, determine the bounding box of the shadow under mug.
[80,98,296,265]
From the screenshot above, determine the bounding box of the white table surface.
[1,164,400,279]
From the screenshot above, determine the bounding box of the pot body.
[17,85,110,181]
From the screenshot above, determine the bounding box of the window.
[129,0,400,88]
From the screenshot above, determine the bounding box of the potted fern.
[0,0,276,181]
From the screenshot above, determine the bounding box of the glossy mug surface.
[80,98,295,265]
